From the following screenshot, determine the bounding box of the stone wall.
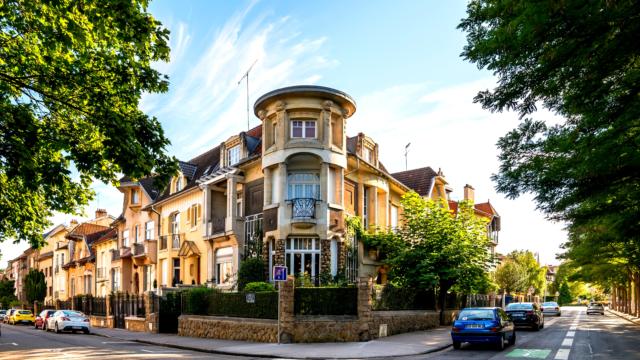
[89,315,113,328]
[292,316,360,342]
[441,309,459,325]
[179,315,277,342]
[125,317,146,332]
[369,310,440,338]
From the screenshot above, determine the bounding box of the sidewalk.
[91,326,453,359]
[607,308,640,326]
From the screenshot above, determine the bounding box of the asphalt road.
[0,307,638,359]
[411,306,640,360]
[0,322,259,359]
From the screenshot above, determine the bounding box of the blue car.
[451,307,516,350]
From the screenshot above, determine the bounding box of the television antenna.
[238,59,258,131]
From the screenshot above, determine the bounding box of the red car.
[35,309,56,330]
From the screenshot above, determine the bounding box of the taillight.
[490,327,499,332]
[526,311,534,315]
[541,308,544,311]
[555,307,559,310]
[84,318,90,322]
[452,326,461,333]
[62,317,70,321]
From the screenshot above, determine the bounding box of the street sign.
[245,293,256,304]
[273,265,287,281]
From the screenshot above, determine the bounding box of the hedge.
[372,284,436,311]
[294,287,357,316]
[183,288,278,319]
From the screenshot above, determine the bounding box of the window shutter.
[186,206,192,225]
[197,204,202,221]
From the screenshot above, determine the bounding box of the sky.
[0,0,567,268]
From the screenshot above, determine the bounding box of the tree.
[0,0,178,249]
[24,269,46,303]
[362,192,493,316]
[558,281,572,306]
[0,278,17,308]
[494,259,527,294]
[505,250,547,295]
[459,1,640,293]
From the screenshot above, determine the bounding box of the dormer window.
[291,120,316,139]
[175,177,183,193]
[227,145,240,166]
[131,189,140,204]
[363,146,374,163]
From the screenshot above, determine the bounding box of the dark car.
[451,307,516,350]
[35,309,56,330]
[505,302,544,330]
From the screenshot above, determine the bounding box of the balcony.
[132,243,145,256]
[205,217,226,238]
[111,249,121,262]
[132,240,157,265]
[244,213,263,257]
[160,234,183,250]
[288,198,319,225]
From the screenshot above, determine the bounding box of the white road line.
[555,348,570,360]
[570,325,577,330]
[0,343,18,346]
[562,338,574,347]
[566,331,575,337]
[141,349,153,353]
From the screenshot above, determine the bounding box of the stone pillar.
[55,300,60,310]
[71,296,75,310]
[202,186,209,236]
[33,301,39,315]
[264,167,272,206]
[144,291,158,333]
[226,177,238,230]
[357,277,373,341]
[106,294,112,317]
[279,275,295,343]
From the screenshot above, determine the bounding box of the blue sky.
[0,0,566,268]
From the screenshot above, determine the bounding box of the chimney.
[70,219,79,226]
[95,208,108,219]
[463,184,475,203]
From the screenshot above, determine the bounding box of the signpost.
[273,265,288,344]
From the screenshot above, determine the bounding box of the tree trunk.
[438,280,453,325]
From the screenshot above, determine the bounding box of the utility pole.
[237,59,258,131]
[404,142,411,170]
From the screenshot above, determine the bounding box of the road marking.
[0,343,18,346]
[141,349,153,353]
[506,349,551,358]
[566,331,575,337]
[101,341,137,344]
[569,325,577,330]
[562,338,573,347]
[555,348,570,360]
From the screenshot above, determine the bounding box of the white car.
[46,310,91,334]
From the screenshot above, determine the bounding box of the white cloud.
[350,79,567,265]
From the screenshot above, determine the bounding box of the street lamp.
[404,142,411,170]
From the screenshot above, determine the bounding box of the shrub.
[244,282,275,292]
[238,258,265,290]
[185,287,217,315]
[294,287,357,315]
[372,284,436,310]
[207,291,278,319]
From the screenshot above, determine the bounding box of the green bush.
[294,287,357,315]
[185,287,217,315]
[238,258,266,291]
[244,282,275,292]
[372,284,436,310]
[207,291,278,319]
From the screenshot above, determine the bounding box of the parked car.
[541,301,561,317]
[35,309,57,330]
[46,310,91,334]
[3,309,15,324]
[505,302,544,330]
[451,307,516,350]
[9,309,35,325]
[0,310,6,322]
[587,302,605,315]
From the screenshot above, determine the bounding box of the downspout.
[149,204,161,292]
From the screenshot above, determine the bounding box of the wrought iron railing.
[132,243,145,256]
[290,198,318,219]
[206,217,225,236]
[111,249,121,261]
[244,213,263,258]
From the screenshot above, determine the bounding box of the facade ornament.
[275,100,286,111]
[257,109,266,120]
[322,100,334,111]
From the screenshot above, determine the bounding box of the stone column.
[279,275,295,343]
[226,176,238,231]
[202,185,209,237]
[144,291,158,333]
[263,167,272,206]
[357,277,373,341]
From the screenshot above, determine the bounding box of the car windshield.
[590,303,603,307]
[542,302,558,306]
[62,310,83,317]
[458,309,495,320]
[0,310,5,314]
[507,303,534,310]
[18,310,32,314]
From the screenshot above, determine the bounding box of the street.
[413,307,640,360]
[0,307,638,359]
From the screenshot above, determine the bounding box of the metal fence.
[91,297,107,316]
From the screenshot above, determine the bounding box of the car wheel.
[55,322,61,334]
[43,322,47,331]
[508,331,516,346]
[452,341,461,350]
[496,335,505,351]
[557,313,561,317]
[534,323,541,331]
[83,329,90,335]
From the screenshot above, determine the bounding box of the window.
[175,177,183,193]
[285,238,320,283]
[145,221,154,240]
[171,213,180,234]
[273,123,277,145]
[391,205,399,230]
[161,259,168,286]
[363,146,374,163]
[134,225,140,243]
[291,120,316,139]
[227,145,240,165]
[122,230,129,248]
[131,189,140,204]
[215,247,234,285]
[172,258,181,286]
[287,172,320,199]
[236,192,243,217]
[188,205,199,228]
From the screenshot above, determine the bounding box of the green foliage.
[237,258,266,291]
[24,268,46,303]
[372,284,436,311]
[0,279,17,308]
[244,282,275,292]
[495,259,527,294]
[184,287,216,315]
[0,0,178,248]
[558,281,573,306]
[207,292,278,319]
[294,287,357,316]
[459,0,640,292]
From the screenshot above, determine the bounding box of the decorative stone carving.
[322,100,334,111]
[257,109,267,120]
[275,100,286,111]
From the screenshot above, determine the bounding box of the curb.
[90,330,452,359]
[606,309,640,326]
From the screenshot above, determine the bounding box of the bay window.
[291,120,316,139]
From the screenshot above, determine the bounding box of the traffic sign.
[273,265,287,281]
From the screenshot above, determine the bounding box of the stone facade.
[370,311,440,338]
[292,316,360,342]
[90,315,113,328]
[179,315,277,342]
[125,316,146,332]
